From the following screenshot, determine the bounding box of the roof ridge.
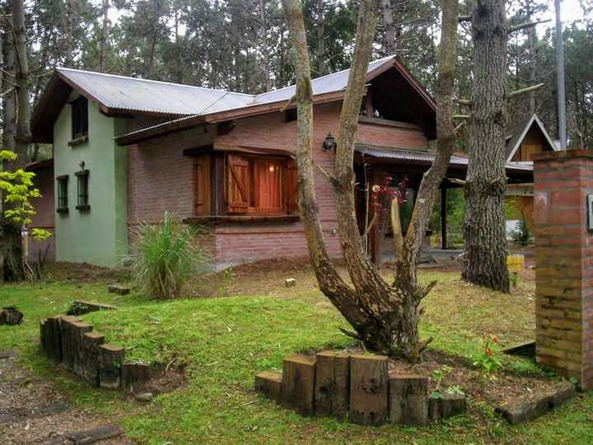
[56,67,256,98]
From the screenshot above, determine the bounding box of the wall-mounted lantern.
[322,132,337,152]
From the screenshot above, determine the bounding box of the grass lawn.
[1,264,592,444]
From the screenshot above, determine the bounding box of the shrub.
[131,213,213,299]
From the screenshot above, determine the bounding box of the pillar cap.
[533,148,593,162]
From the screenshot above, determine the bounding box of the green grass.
[1,270,592,444]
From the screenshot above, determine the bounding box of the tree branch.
[508,83,544,98]
[458,14,471,22]
[391,198,404,262]
[508,19,551,33]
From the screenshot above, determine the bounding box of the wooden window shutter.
[226,154,250,213]
[195,155,212,216]
[285,158,299,214]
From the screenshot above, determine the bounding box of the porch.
[354,144,534,266]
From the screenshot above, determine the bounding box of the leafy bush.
[131,213,213,299]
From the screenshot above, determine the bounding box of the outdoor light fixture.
[322,132,337,152]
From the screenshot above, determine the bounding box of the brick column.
[533,149,593,390]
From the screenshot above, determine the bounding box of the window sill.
[184,214,300,225]
[68,135,89,147]
[76,204,91,212]
[56,208,69,215]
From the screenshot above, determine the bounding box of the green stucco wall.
[53,96,128,266]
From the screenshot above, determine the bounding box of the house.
[29,56,534,268]
[505,113,559,232]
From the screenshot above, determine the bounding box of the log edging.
[40,315,149,391]
[255,350,467,426]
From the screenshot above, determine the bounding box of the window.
[56,175,68,213]
[226,154,298,215]
[71,96,88,140]
[75,170,90,211]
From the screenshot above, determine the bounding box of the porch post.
[441,187,447,249]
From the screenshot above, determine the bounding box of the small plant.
[473,335,503,374]
[446,385,465,396]
[509,272,518,288]
[131,212,213,299]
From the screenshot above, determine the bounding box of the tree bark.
[381,0,396,55]
[12,0,30,161]
[462,0,510,293]
[283,0,460,360]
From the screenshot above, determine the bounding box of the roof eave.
[116,89,348,146]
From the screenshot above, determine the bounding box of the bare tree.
[283,0,459,360]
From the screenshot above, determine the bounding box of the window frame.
[71,96,89,141]
[56,175,69,214]
[224,153,298,216]
[75,169,90,211]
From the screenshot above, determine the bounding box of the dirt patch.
[129,367,187,397]
[0,351,133,445]
[387,349,554,407]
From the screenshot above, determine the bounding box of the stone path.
[0,350,133,444]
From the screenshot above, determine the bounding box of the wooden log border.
[255,351,467,426]
[39,314,150,391]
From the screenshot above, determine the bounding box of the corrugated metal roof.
[57,68,255,116]
[57,56,397,117]
[253,56,394,105]
[356,145,533,172]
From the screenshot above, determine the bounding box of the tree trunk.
[0,0,30,281]
[315,0,327,76]
[282,0,460,360]
[394,0,459,295]
[259,0,271,91]
[64,0,76,67]
[381,0,396,55]
[462,0,510,293]
[99,0,109,73]
[13,0,31,161]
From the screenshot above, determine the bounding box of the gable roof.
[506,113,558,162]
[32,56,435,144]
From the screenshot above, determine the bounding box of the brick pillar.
[533,149,593,390]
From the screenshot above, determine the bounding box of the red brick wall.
[126,101,429,266]
[29,165,55,261]
[127,125,214,224]
[533,149,593,390]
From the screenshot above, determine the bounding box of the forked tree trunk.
[282,0,459,361]
[462,0,510,293]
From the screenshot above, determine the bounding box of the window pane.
[254,160,282,211]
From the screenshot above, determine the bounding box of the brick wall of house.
[29,163,55,261]
[533,149,593,390]
[126,101,429,266]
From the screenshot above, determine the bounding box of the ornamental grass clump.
[132,213,213,299]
